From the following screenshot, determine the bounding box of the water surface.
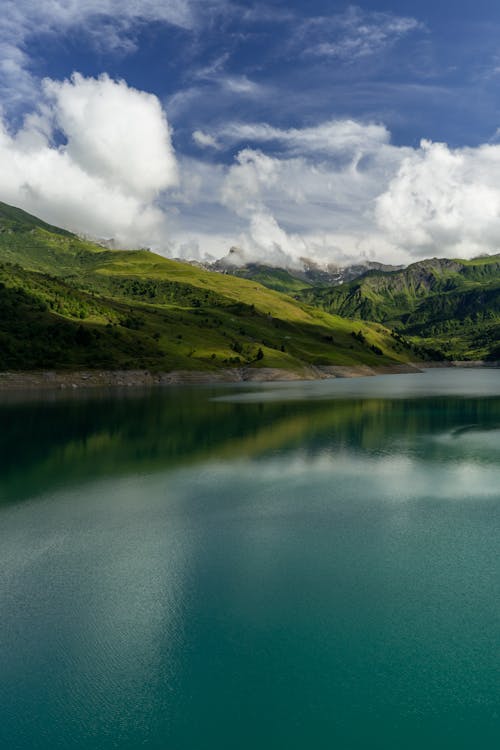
[1,369,499,749]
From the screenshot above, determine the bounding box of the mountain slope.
[299,256,500,360]
[215,263,315,294]
[208,248,404,294]
[0,202,416,372]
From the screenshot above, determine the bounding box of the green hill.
[220,263,315,294]
[299,256,500,360]
[0,201,416,372]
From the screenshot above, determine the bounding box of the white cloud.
[219,75,263,96]
[219,119,391,156]
[192,130,220,149]
[376,139,500,257]
[191,119,500,267]
[44,74,178,198]
[2,0,214,42]
[191,55,265,99]
[0,41,35,105]
[214,123,410,265]
[3,4,496,268]
[297,5,423,62]
[3,78,500,267]
[0,0,228,106]
[0,73,178,248]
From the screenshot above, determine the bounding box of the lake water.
[0,369,499,749]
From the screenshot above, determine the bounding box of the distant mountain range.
[197,245,500,361]
[0,200,498,371]
[206,246,403,292]
[298,256,500,361]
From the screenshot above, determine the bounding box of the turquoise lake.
[0,368,499,749]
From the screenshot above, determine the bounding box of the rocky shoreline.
[0,360,497,392]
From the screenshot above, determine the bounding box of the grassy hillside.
[299,256,500,360]
[220,263,314,294]
[0,202,417,372]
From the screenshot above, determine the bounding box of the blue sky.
[21,1,500,148]
[2,1,500,265]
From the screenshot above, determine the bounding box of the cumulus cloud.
[376,140,500,257]
[0,73,178,248]
[44,74,178,197]
[198,120,500,266]
[214,122,410,265]
[3,78,500,266]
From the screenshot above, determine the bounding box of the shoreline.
[0,360,497,392]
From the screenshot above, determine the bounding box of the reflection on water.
[1,369,500,505]
[0,369,499,750]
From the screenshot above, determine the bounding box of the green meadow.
[0,202,416,372]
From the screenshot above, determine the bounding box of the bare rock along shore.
[0,362,437,391]
[0,361,497,392]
